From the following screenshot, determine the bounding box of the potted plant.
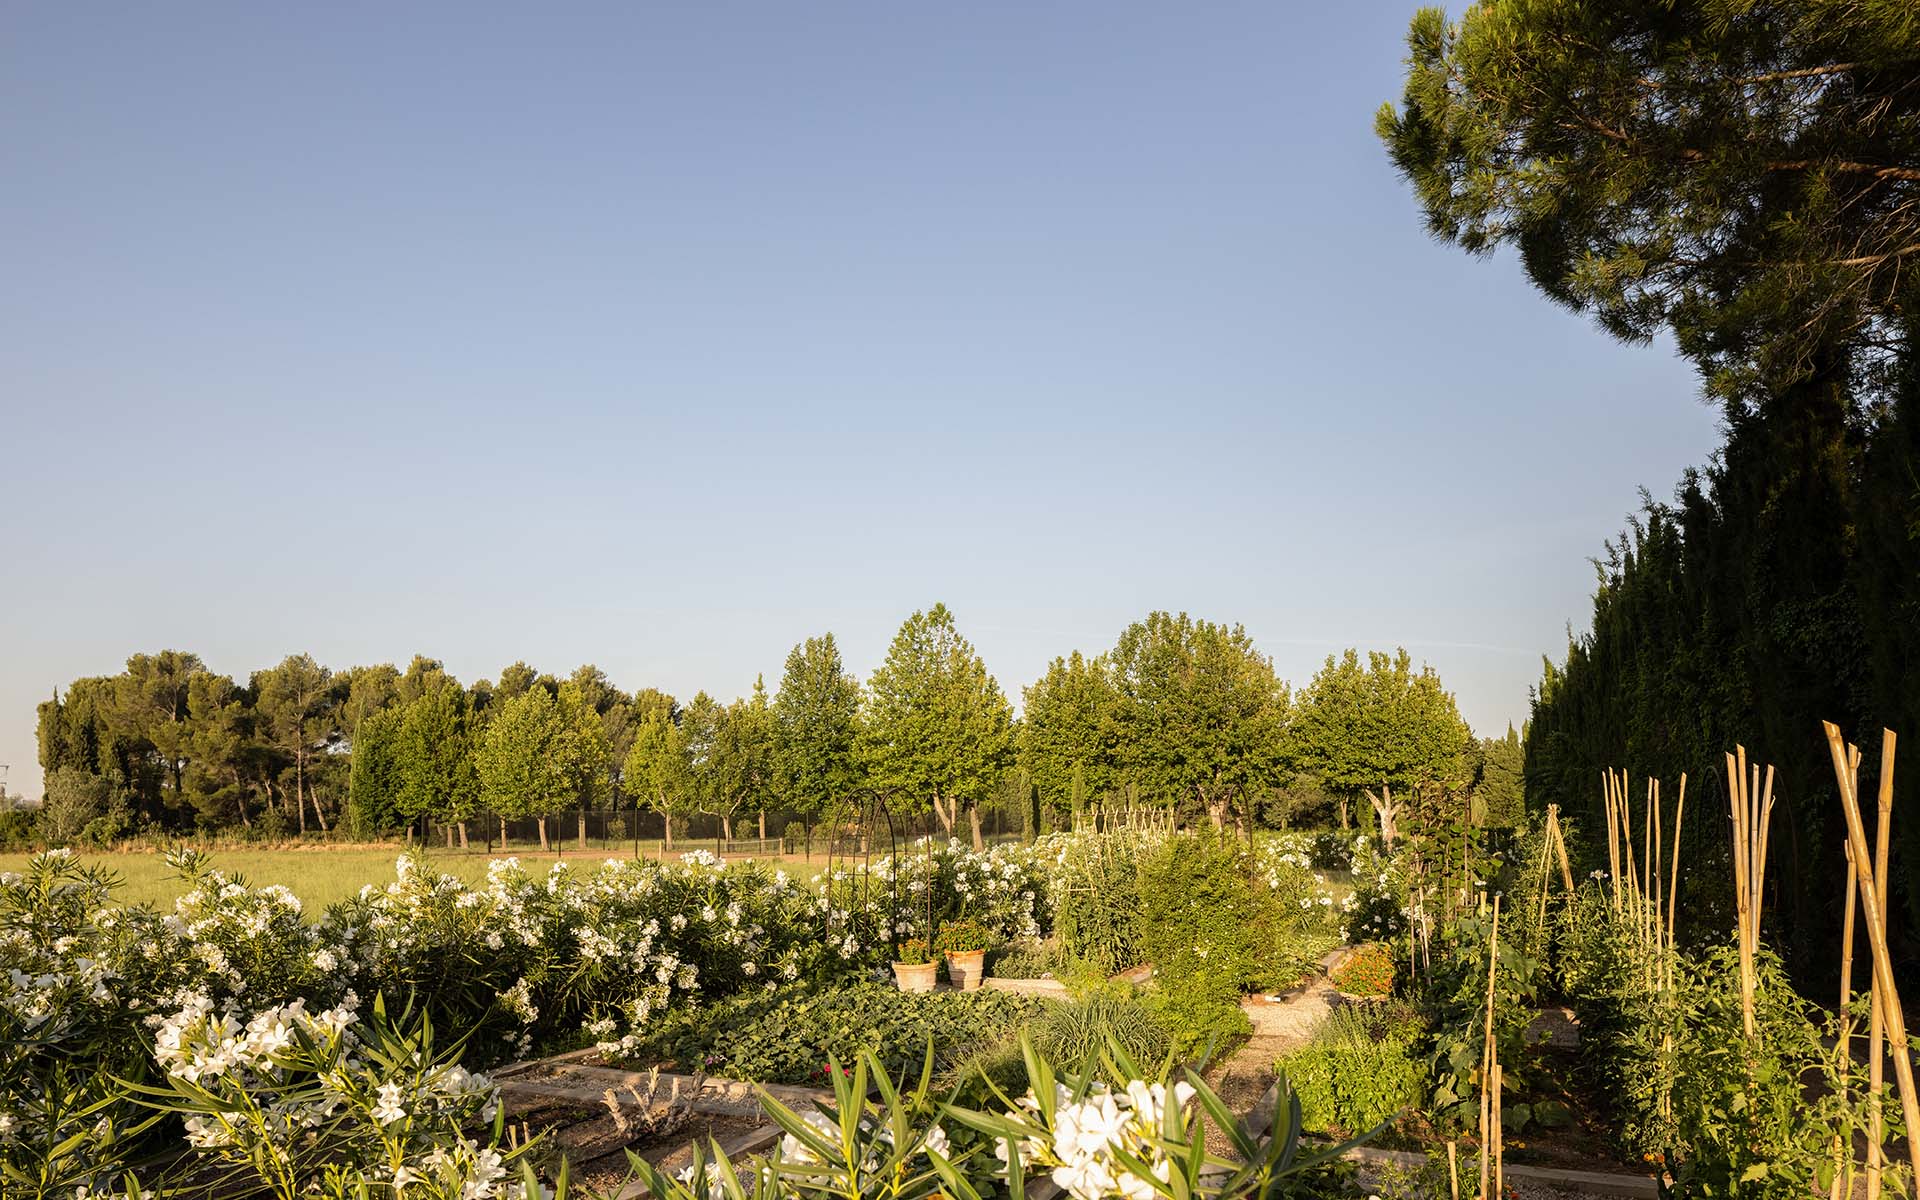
[891,937,937,993]
[936,919,989,991]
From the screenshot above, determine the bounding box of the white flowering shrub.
[320,855,565,1061]
[1,850,167,1199]
[577,854,820,1056]
[159,847,332,1006]
[131,991,536,1200]
[814,838,1050,967]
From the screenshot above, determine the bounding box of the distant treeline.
[34,605,1525,848]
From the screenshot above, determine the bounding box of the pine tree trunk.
[537,817,549,852]
[457,821,469,849]
[295,751,308,835]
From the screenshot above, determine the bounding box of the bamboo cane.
[1652,778,1663,940]
[1823,721,1920,1187]
[1833,838,1858,1200]
[1448,1140,1460,1200]
[1621,772,1635,904]
[1480,896,1502,1200]
[1867,730,1895,1200]
[1552,804,1575,891]
[1666,775,1686,944]
[1493,1060,1505,1200]
[1754,764,1776,926]
[1605,771,1622,911]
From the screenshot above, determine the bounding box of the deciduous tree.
[859,604,1013,849]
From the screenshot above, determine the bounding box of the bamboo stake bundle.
[1724,746,1772,1041]
[1822,722,1918,1189]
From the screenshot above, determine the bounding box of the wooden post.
[1823,722,1920,1187]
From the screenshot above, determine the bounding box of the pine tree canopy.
[1378,1,1920,412]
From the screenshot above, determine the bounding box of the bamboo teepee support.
[1823,722,1918,1189]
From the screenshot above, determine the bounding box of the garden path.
[1206,962,1342,1140]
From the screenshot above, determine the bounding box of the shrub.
[1330,942,1394,997]
[1278,1004,1425,1135]
[986,940,1066,979]
[622,982,1043,1085]
[1136,835,1262,1054]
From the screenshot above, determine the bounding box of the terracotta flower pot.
[892,961,938,993]
[945,949,986,991]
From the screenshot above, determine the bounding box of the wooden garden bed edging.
[497,1056,834,1118]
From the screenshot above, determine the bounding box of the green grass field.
[0,838,821,912]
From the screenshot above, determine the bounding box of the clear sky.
[0,2,1722,799]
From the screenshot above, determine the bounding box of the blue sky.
[0,3,1722,798]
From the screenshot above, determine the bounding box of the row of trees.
[36,605,1516,850]
[1379,0,1920,983]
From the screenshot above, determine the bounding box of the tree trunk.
[664,811,674,852]
[968,802,984,851]
[722,813,733,841]
[759,809,766,839]
[444,823,454,848]
[578,809,587,852]
[295,750,308,835]
[537,816,549,852]
[500,814,509,847]
[457,821,469,849]
[931,791,954,833]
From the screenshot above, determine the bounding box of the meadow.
[0,838,833,910]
